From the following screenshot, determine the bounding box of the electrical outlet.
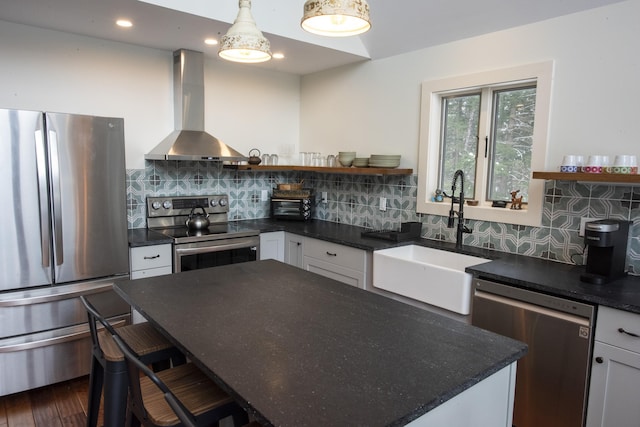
[580,217,596,237]
[379,197,387,211]
[322,191,328,203]
[261,190,269,201]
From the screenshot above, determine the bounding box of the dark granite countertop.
[466,256,640,315]
[128,218,640,314]
[115,260,526,427]
[128,228,173,247]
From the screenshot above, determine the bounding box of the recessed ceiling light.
[205,38,219,46]
[116,19,133,28]
[272,53,285,59]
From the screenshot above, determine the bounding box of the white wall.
[0,21,301,169]
[3,1,638,172]
[300,0,640,171]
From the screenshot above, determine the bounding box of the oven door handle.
[174,240,258,257]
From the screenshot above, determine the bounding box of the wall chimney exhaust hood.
[146,49,247,162]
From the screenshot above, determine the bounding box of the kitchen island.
[115,260,526,426]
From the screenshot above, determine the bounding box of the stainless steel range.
[147,195,260,272]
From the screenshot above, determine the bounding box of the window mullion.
[475,88,491,203]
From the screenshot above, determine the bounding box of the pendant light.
[301,0,371,37]
[219,0,272,63]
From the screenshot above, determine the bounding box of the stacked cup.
[612,155,638,174]
[560,155,583,173]
[584,155,610,174]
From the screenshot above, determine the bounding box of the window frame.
[416,61,554,227]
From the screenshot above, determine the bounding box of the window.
[417,62,553,227]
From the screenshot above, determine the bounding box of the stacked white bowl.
[338,151,356,167]
[352,157,369,167]
[369,154,401,168]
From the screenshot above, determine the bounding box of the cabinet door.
[130,266,173,280]
[259,232,285,262]
[586,341,640,427]
[284,233,304,268]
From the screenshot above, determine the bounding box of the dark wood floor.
[0,376,101,427]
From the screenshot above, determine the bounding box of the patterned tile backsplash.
[128,161,640,275]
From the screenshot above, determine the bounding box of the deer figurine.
[510,190,523,210]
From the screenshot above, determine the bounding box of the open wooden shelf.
[237,165,413,176]
[532,171,640,184]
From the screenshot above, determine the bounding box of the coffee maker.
[580,219,630,284]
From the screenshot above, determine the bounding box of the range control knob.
[219,198,228,207]
[151,201,162,210]
[210,199,218,207]
[162,200,172,210]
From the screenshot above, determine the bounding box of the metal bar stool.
[112,334,250,427]
[80,295,186,427]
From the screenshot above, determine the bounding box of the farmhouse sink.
[373,245,490,315]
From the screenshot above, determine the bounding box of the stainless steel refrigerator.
[0,109,131,396]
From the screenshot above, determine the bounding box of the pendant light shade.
[301,0,371,37]
[219,0,271,63]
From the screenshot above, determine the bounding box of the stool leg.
[86,355,104,427]
[103,360,129,427]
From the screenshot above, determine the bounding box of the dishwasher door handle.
[474,290,591,327]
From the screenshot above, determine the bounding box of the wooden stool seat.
[112,334,249,427]
[140,363,233,426]
[97,322,174,362]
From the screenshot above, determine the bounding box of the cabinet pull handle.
[595,356,604,364]
[618,327,640,338]
[326,251,337,257]
[144,254,160,260]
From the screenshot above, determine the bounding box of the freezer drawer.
[0,314,128,396]
[0,280,129,339]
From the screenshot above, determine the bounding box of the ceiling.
[0,0,627,75]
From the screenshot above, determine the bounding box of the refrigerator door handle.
[0,318,126,353]
[34,129,50,268]
[0,281,115,307]
[48,130,64,266]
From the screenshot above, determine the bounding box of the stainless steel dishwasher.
[471,279,595,427]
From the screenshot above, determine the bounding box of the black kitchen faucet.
[445,169,472,248]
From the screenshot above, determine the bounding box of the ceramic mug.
[614,155,638,166]
[584,155,609,173]
[561,155,583,172]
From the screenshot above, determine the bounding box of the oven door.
[173,236,260,273]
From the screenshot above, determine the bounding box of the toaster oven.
[271,189,314,221]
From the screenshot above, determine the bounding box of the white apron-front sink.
[373,245,490,315]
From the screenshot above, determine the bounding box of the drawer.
[130,244,172,271]
[595,306,640,353]
[304,238,366,271]
[304,256,365,288]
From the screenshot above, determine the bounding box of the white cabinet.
[302,237,371,289]
[259,231,285,262]
[408,363,517,427]
[587,306,640,427]
[284,233,304,268]
[129,244,172,323]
